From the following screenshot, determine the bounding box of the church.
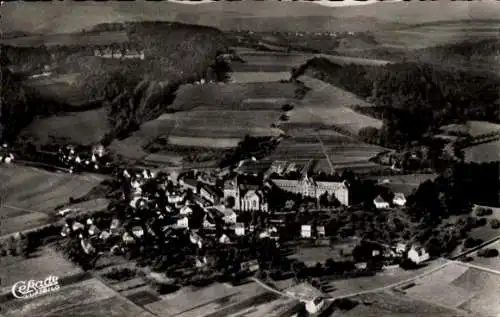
[223,176,269,212]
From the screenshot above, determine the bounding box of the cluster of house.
[93,47,145,60]
[58,144,111,173]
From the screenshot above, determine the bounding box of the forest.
[293,57,500,149]
[0,21,230,145]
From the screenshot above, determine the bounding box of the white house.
[132,226,144,238]
[235,223,245,236]
[219,233,232,244]
[180,205,193,215]
[301,225,312,238]
[392,193,407,207]
[72,221,85,232]
[408,245,430,264]
[373,195,389,209]
[177,217,189,228]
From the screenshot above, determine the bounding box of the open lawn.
[402,261,500,316]
[339,291,474,317]
[21,108,112,146]
[2,277,155,317]
[0,165,103,235]
[0,247,83,292]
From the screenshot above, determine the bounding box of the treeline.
[293,57,500,149]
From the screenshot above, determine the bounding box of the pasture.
[0,165,103,235]
[21,108,112,146]
[0,247,83,291]
[401,261,500,316]
[2,277,155,317]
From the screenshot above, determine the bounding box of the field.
[340,291,474,317]
[2,277,155,317]
[229,71,290,83]
[289,76,382,135]
[145,282,269,317]
[0,247,83,292]
[0,165,103,235]
[21,108,112,146]
[325,258,451,298]
[400,261,500,316]
[375,21,500,49]
[467,121,500,137]
[115,82,297,155]
[268,128,387,173]
[464,140,500,164]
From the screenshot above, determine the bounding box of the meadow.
[0,247,83,290]
[23,73,90,107]
[403,261,500,316]
[0,165,103,234]
[2,277,155,317]
[464,140,500,164]
[343,291,474,317]
[21,108,112,146]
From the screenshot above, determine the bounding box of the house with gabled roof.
[373,195,389,209]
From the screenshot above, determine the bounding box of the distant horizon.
[167,0,402,7]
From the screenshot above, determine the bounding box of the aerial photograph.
[0,0,499,316]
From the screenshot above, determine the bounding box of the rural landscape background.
[1,1,500,317]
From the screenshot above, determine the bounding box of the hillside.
[1,21,229,146]
[3,1,500,34]
[293,57,500,149]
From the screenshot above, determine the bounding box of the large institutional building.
[267,160,350,206]
[271,174,350,206]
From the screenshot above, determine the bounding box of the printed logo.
[11,276,60,299]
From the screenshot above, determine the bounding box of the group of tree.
[292,57,500,149]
